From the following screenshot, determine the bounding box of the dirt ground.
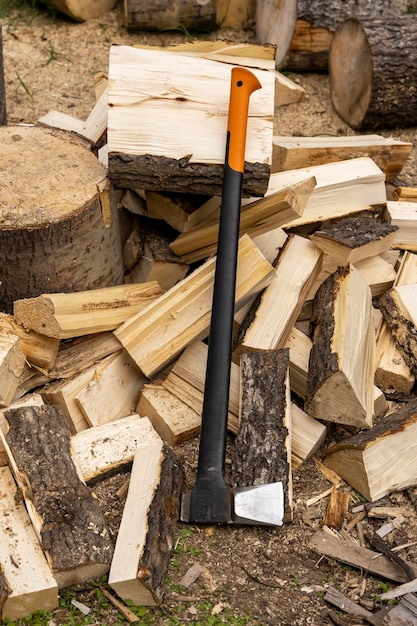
[1,2,417,625]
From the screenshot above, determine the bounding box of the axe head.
[180,481,284,526]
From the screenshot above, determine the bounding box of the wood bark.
[329,17,417,130]
[0,127,124,313]
[232,349,293,521]
[305,264,375,429]
[109,441,184,605]
[283,0,409,72]
[124,0,217,32]
[255,0,297,66]
[0,26,6,126]
[379,286,417,376]
[3,405,114,588]
[47,0,117,21]
[324,397,417,502]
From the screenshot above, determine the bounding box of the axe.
[180,67,284,526]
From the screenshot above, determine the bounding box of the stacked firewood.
[1,41,417,622]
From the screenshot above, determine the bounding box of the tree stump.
[283,0,410,72]
[329,17,417,129]
[0,127,124,313]
[124,0,217,32]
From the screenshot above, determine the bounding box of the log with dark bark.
[124,0,217,32]
[0,127,124,313]
[329,17,417,130]
[232,349,293,522]
[283,0,409,72]
[2,405,114,588]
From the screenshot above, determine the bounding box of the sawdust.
[1,2,417,625]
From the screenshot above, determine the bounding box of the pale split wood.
[48,332,123,380]
[114,234,274,378]
[272,134,412,182]
[274,72,305,107]
[256,0,297,65]
[216,0,255,27]
[353,255,396,298]
[391,186,417,203]
[0,313,59,371]
[0,333,26,407]
[234,234,322,356]
[14,282,162,339]
[169,176,315,263]
[305,264,375,429]
[322,487,350,530]
[0,466,58,622]
[74,350,147,428]
[388,201,417,251]
[71,415,161,483]
[108,441,184,606]
[323,397,417,501]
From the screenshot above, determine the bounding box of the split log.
[0,466,58,622]
[123,0,217,32]
[137,385,205,445]
[309,216,398,266]
[170,177,315,263]
[232,349,293,522]
[0,334,26,407]
[13,283,161,340]
[274,72,305,107]
[74,350,147,427]
[322,487,350,530]
[374,321,415,394]
[0,394,44,466]
[388,201,417,251]
[329,17,417,130]
[47,0,117,21]
[72,415,161,483]
[0,313,59,371]
[234,234,322,356]
[2,405,114,588]
[272,135,412,182]
[309,528,417,584]
[108,440,184,606]
[255,0,297,66]
[354,255,396,298]
[324,397,417,501]
[305,264,376,429]
[283,0,410,72]
[0,25,6,126]
[0,127,123,313]
[265,157,387,231]
[107,44,275,197]
[379,284,417,376]
[125,221,189,292]
[114,234,274,378]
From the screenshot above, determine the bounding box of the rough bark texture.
[313,216,398,248]
[378,292,417,376]
[0,566,10,614]
[0,127,124,313]
[283,0,410,72]
[140,444,185,601]
[329,18,417,130]
[0,26,6,125]
[108,153,270,198]
[232,349,291,517]
[124,0,217,32]
[4,405,114,577]
[305,269,344,403]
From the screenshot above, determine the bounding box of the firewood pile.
[1,32,417,624]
